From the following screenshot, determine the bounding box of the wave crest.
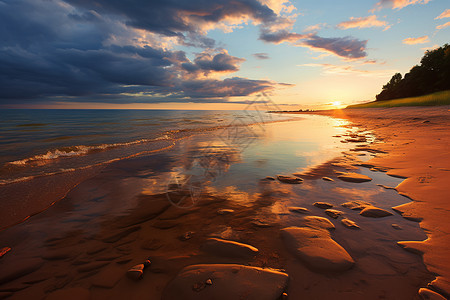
[7,135,169,166]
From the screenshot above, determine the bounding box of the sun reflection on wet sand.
[0,114,434,299]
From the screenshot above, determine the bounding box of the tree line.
[376,44,450,101]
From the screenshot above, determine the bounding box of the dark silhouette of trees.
[376,44,450,101]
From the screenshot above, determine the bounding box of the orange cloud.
[402,35,429,45]
[435,9,450,19]
[303,23,326,32]
[299,63,395,78]
[337,15,389,30]
[421,44,439,51]
[436,21,450,30]
[373,0,431,11]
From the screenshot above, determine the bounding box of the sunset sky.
[0,0,449,110]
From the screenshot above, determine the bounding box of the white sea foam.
[6,136,170,166]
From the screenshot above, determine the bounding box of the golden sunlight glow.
[332,101,342,108]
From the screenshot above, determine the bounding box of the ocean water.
[0,109,293,185]
[0,109,433,300]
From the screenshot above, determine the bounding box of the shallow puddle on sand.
[0,115,434,299]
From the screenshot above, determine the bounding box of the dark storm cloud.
[0,0,280,104]
[64,0,278,37]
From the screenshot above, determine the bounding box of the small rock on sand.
[45,287,91,300]
[392,224,402,230]
[288,207,309,214]
[163,264,288,300]
[377,184,396,190]
[281,227,354,272]
[143,260,151,268]
[397,241,424,255]
[337,172,372,183]
[360,206,393,218]
[202,238,258,258]
[313,202,333,209]
[301,216,335,231]
[180,231,195,241]
[418,288,447,300]
[0,247,11,259]
[277,175,303,184]
[251,220,272,228]
[341,218,360,229]
[209,226,240,240]
[429,278,450,299]
[264,176,276,181]
[217,209,234,215]
[325,209,343,219]
[341,200,371,210]
[322,177,334,181]
[127,264,145,281]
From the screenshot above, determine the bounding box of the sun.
[332,101,342,108]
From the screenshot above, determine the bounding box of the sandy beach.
[295,106,450,299]
[0,107,448,299]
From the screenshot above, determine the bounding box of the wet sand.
[290,106,450,298]
[0,113,444,299]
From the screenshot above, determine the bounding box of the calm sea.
[0,109,293,185]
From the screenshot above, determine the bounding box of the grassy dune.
[347,90,450,109]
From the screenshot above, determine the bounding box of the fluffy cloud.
[181,51,245,75]
[301,35,368,59]
[0,0,284,104]
[373,0,431,10]
[402,36,430,45]
[180,77,280,98]
[435,9,450,19]
[258,28,368,60]
[258,13,368,60]
[0,0,374,105]
[337,15,390,30]
[65,0,278,37]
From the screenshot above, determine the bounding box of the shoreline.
[0,113,441,299]
[286,106,450,298]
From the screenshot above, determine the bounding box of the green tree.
[376,43,450,101]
